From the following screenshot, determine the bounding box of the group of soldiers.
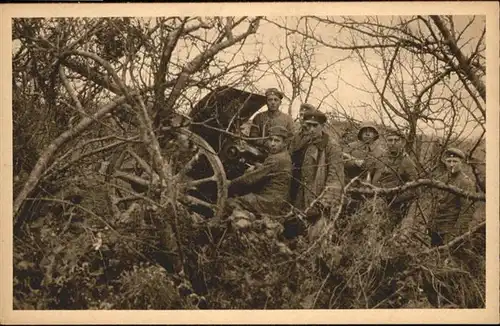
[223,87,477,247]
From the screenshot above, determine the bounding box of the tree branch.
[158,17,261,123]
[348,178,485,202]
[430,15,486,101]
[13,94,129,220]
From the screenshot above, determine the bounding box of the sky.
[240,16,486,140]
[11,15,486,139]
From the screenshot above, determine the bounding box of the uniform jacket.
[249,110,294,141]
[344,139,386,182]
[229,149,292,215]
[372,151,419,204]
[290,131,344,211]
[430,170,476,236]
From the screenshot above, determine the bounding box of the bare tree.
[269,15,485,181]
[261,17,350,118]
[13,17,263,220]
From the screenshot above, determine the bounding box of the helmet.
[357,122,380,141]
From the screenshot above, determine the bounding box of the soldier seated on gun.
[225,126,293,217]
[371,130,419,231]
[428,147,476,247]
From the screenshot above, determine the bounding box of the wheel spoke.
[108,128,227,220]
[185,175,217,188]
[174,147,202,179]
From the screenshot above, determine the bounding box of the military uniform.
[227,127,293,216]
[290,111,344,210]
[344,122,386,182]
[249,88,294,145]
[249,110,294,140]
[342,123,386,215]
[429,148,476,246]
[372,151,419,228]
[291,132,344,211]
[289,110,344,240]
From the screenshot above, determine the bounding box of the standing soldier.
[428,148,476,247]
[289,103,317,202]
[371,130,419,230]
[343,122,386,215]
[249,88,294,147]
[226,126,293,217]
[344,122,386,183]
[289,109,344,240]
[292,103,316,134]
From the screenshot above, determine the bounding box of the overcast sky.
[240,16,486,140]
[12,15,485,139]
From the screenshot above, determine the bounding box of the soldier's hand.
[246,162,262,172]
[245,165,256,172]
[354,159,365,167]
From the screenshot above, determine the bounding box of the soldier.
[371,130,419,230]
[428,147,476,247]
[249,88,294,147]
[342,122,386,215]
[289,103,318,203]
[292,103,316,134]
[344,122,386,183]
[289,109,344,240]
[225,126,293,217]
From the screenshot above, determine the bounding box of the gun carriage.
[105,86,269,220]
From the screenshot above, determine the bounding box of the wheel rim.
[106,128,228,222]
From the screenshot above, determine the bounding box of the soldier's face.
[360,128,377,143]
[299,109,307,121]
[386,135,403,153]
[267,135,286,154]
[444,157,462,174]
[266,95,281,112]
[303,121,322,137]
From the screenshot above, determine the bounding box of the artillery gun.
[105,86,269,220]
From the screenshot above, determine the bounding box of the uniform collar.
[267,110,281,118]
[388,149,403,158]
[312,131,329,149]
[362,139,376,151]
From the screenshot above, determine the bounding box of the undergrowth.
[13,173,485,310]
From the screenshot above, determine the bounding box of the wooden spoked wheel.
[106,128,228,222]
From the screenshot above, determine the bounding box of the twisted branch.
[347,178,485,202]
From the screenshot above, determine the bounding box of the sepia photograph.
[1,1,499,324]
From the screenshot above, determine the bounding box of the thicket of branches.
[13,16,486,310]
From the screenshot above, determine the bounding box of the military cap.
[443,147,466,160]
[300,103,316,113]
[265,87,284,99]
[303,110,327,124]
[268,126,291,139]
